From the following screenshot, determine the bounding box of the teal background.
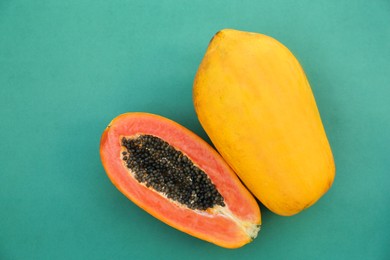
[1,0,389,259]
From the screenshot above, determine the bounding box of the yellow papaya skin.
[193,29,335,216]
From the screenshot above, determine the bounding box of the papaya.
[193,29,335,216]
[100,112,261,248]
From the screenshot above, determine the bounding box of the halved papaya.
[100,112,261,248]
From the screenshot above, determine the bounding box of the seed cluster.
[121,135,225,210]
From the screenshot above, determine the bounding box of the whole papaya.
[193,29,335,216]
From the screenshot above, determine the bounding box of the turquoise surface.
[1,1,389,259]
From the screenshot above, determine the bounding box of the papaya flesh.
[193,29,335,216]
[100,112,261,248]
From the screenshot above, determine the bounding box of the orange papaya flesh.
[100,112,261,248]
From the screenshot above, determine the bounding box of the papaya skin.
[193,29,335,216]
